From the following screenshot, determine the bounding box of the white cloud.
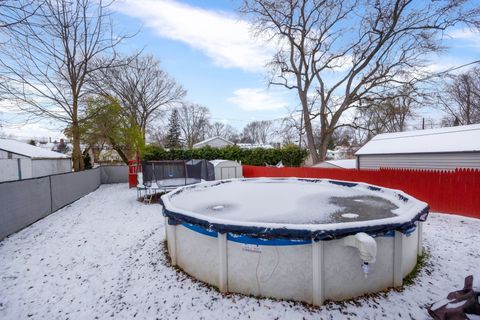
[1,99,65,140]
[418,54,477,77]
[228,88,289,111]
[448,28,480,48]
[0,121,65,140]
[114,0,274,72]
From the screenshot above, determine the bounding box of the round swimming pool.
[161,178,429,305]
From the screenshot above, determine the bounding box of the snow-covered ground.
[0,184,478,320]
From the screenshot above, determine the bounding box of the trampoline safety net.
[142,160,214,188]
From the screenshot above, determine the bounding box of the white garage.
[355,124,480,170]
[0,138,72,182]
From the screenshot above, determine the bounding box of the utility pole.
[299,110,303,149]
[295,110,303,149]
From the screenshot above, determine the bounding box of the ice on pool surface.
[169,179,399,224]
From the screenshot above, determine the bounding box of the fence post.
[17,158,22,180]
[49,175,53,214]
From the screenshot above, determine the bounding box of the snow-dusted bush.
[144,144,307,167]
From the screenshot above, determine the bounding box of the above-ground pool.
[161,178,429,305]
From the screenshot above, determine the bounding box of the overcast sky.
[1,0,479,140]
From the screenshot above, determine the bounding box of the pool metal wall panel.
[323,235,395,301]
[167,222,423,305]
[175,224,219,287]
[402,225,419,277]
[227,241,313,303]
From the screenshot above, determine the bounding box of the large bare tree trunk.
[71,97,84,171]
[72,122,84,171]
[318,130,333,162]
[299,91,319,163]
[113,146,129,165]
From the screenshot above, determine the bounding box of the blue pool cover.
[161,179,429,242]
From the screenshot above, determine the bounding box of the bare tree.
[279,110,305,147]
[209,122,226,137]
[242,120,273,144]
[92,54,186,141]
[241,0,480,163]
[208,121,238,141]
[0,0,128,170]
[0,0,41,30]
[177,103,210,148]
[435,67,480,125]
[352,85,419,140]
[330,127,355,147]
[149,127,168,147]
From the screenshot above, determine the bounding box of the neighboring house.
[237,143,274,149]
[355,124,480,170]
[38,139,74,157]
[313,159,357,169]
[193,137,277,150]
[51,138,71,154]
[38,141,56,152]
[0,138,72,182]
[325,146,359,160]
[99,149,124,163]
[326,149,336,159]
[193,136,234,149]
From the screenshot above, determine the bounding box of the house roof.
[355,124,480,156]
[237,143,274,149]
[0,138,70,159]
[193,136,233,148]
[327,159,357,169]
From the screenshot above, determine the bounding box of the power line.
[214,59,480,125]
[372,59,480,96]
[412,59,480,83]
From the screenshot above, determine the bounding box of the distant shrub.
[143,144,308,167]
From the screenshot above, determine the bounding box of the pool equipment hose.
[343,232,378,278]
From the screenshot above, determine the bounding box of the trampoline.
[139,160,214,202]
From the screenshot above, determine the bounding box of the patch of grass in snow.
[402,250,430,287]
[137,192,166,204]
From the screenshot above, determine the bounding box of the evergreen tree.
[453,116,460,126]
[166,109,182,148]
[83,152,92,169]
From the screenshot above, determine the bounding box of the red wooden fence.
[242,165,480,218]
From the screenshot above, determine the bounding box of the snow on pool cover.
[161,178,429,240]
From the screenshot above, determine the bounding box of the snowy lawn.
[0,184,478,320]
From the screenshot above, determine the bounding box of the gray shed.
[355,124,480,170]
[0,138,72,182]
[210,159,243,180]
